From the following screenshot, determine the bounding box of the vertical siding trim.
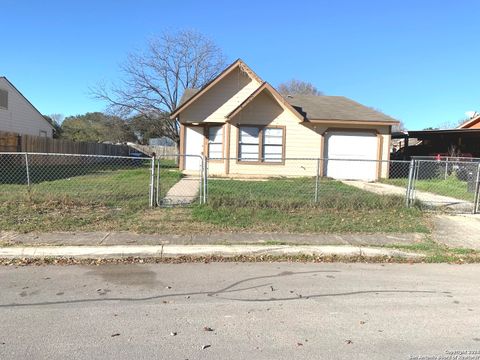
[319,133,325,177]
[376,133,383,180]
[225,123,231,174]
[179,122,186,170]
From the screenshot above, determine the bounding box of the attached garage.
[324,131,379,181]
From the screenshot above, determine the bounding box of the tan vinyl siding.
[207,91,392,178]
[224,91,322,177]
[180,68,261,124]
[0,78,53,137]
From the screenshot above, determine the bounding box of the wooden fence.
[0,131,131,156]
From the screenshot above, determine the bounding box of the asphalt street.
[0,262,479,359]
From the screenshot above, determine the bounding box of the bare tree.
[91,30,226,144]
[392,120,406,132]
[277,79,323,96]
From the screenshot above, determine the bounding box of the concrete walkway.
[343,181,474,212]
[162,176,200,206]
[0,231,425,247]
[432,214,480,250]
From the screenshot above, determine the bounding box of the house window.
[238,126,284,163]
[39,130,48,137]
[239,127,260,161]
[0,89,8,110]
[208,125,223,159]
[263,127,283,162]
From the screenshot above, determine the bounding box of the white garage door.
[184,126,204,171]
[324,131,378,181]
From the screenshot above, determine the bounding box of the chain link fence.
[199,158,412,212]
[2,153,479,214]
[406,158,480,213]
[155,155,480,214]
[155,154,205,207]
[0,152,154,209]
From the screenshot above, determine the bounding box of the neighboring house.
[391,113,480,160]
[170,59,398,181]
[0,76,54,137]
[458,113,480,129]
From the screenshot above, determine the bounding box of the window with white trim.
[208,125,223,159]
[238,126,284,163]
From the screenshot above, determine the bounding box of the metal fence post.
[406,159,415,207]
[444,157,449,180]
[314,158,320,203]
[203,156,208,204]
[149,155,156,207]
[24,152,31,187]
[473,163,480,215]
[198,155,203,204]
[156,157,161,207]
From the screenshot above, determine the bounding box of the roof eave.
[306,118,399,126]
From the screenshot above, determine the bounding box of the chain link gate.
[406,158,480,214]
[154,154,206,207]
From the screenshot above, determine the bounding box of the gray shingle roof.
[285,95,397,123]
[178,88,200,107]
[178,88,398,123]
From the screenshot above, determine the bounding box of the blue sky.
[2,0,479,129]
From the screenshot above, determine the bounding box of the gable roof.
[0,76,54,130]
[226,82,305,122]
[285,95,398,123]
[178,87,398,124]
[178,88,200,107]
[172,59,398,125]
[170,59,262,119]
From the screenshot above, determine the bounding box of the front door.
[184,126,204,171]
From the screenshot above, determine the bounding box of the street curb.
[0,245,424,259]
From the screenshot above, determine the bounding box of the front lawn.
[0,162,182,233]
[0,172,430,235]
[191,178,429,234]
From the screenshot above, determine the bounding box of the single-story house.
[0,76,54,137]
[170,59,399,181]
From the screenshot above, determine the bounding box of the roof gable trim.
[170,59,262,119]
[226,82,305,122]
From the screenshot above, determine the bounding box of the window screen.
[208,126,223,159]
[0,89,8,109]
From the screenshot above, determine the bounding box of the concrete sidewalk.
[0,231,425,247]
[0,244,424,259]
